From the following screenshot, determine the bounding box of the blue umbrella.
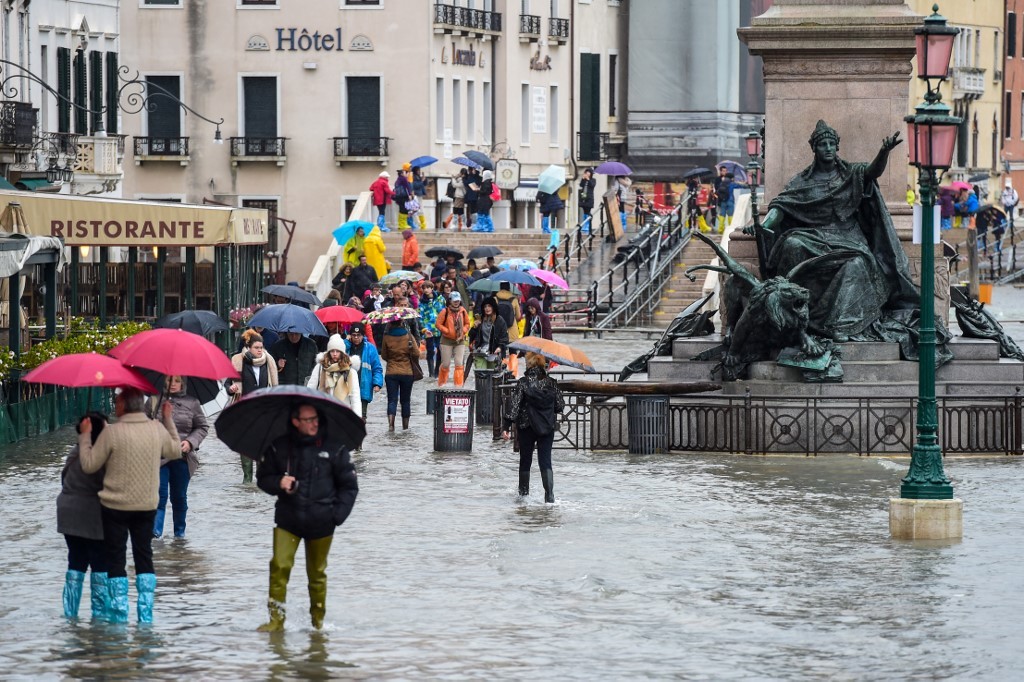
[333,220,375,246]
[594,161,632,176]
[247,304,330,337]
[498,258,537,272]
[489,270,541,286]
[409,155,438,169]
[452,156,482,170]
[464,150,494,171]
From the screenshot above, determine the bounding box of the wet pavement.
[2,307,1024,679]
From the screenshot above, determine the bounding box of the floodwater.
[2,307,1024,679]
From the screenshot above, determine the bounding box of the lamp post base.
[889,498,963,540]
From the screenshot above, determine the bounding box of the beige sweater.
[79,412,180,511]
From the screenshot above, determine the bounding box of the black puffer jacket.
[257,432,359,540]
[503,366,565,432]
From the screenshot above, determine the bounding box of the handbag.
[408,337,424,381]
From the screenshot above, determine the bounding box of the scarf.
[453,306,464,339]
[318,361,352,401]
[245,350,268,367]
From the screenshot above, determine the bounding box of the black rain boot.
[402,416,410,430]
[518,471,530,496]
[541,469,554,503]
[388,415,396,432]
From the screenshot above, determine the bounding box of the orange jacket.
[402,234,419,268]
[436,305,470,343]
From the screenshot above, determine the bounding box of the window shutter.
[105,52,119,134]
[243,77,277,138]
[346,77,380,154]
[74,50,88,134]
[89,51,103,133]
[57,47,71,133]
[146,76,181,138]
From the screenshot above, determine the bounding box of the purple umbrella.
[715,160,748,183]
[594,161,632,176]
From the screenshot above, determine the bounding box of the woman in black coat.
[470,296,509,357]
[501,352,564,503]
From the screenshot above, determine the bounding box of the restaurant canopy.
[0,190,268,247]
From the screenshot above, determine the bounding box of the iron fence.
[333,136,389,157]
[434,3,503,33]
[230,136,287,157]
[133,136,189,156]
[519,14,540,35]
[548,17,570,40]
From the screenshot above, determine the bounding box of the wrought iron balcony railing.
[548,17,570,42]
[433,3,502,34]
[520,14,541,37]
[333,136,389,158]
[230,136,287,158]
[134,136,189,157]
[577,131,610,162]
[0,101,36,148]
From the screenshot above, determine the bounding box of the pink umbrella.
[21,353,159,393]
[528,269,569,290]
[950,181,972,192]
[109,328,239,381]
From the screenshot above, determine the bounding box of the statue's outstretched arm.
[867,131,902,180]
[743,207,781,235]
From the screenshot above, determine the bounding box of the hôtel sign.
[276,28,344,52]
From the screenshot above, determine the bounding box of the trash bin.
[626,395,669,454]
[474,369,500,425]
[425,388,437,415]
[434,388,475,452]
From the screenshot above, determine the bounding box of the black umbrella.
[425,246,465,260]
[467,246,503,259]
[154,310,228,337]
[464,150,494,171]
[140,369,222,405]
[247,303,330,336]
[978,204,1006,218]
[682,167,714,180]
[262,284,322,307]
[215,385,366,459]
[968,173,990,183]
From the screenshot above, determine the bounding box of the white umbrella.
[538,165,567,194]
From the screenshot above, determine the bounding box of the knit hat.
[349,322,367,335]
[450,291,462,303]
[402,228,413,239]
[379,171,390,178]
[482,170,494,181]
[327,334,345,353]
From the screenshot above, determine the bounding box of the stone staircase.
[380,228,552,270]
[650,232,721,327]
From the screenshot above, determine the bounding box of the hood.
[526,297,544,312]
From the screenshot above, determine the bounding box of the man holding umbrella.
[254,401,359,631]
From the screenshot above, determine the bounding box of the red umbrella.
[314,306,365,325]
[109,328,239,381]
[21,353,160,393]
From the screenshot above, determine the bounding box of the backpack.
[490,183,502,202]
[446,181,457,199]
[522,381,557,436]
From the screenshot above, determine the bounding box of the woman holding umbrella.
[227,330,279,483]
[380,320,421,431]
[501,352,565,503]
[444,168,468,231]
[151,376,208,539]
[471,170,496,233]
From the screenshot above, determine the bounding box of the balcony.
[230,137,287,166]
[0,101,36,150]
[548,17,569,44]
[577,131,610,163]
[71,135,125,195]
[433,3,502,39]
[333,137,389,165]
[519,14,541,42]
[133,136,191,166]
[951,66,985,101]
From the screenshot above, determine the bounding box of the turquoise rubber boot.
[136,573,157,623]
[90,572,110,622]
[107,576,130,624]
[62,570,86,618]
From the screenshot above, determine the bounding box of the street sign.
[495,159,521,190]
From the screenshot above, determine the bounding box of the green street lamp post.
[902,5,961,500]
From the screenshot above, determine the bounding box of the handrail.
[537,206,608,278]
[305,191,374,300]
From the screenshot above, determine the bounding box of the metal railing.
[305,190,375,301]
[589,203,689,328]
[333,136,389,157]
[434,3,503,33]
[576,131,609,162]
[230,136,287,157]
[519,14,540,36]
[548,17,570,40]
[133,136,189,156]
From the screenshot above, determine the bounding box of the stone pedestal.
[889,498,963,540]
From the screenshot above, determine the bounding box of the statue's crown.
[809,120,840,146]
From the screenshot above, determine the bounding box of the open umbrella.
[315,305,366,326]
[682,167,714,181]
[425,246,464,260]
[410,155,438,169]
[364,306,420,324]
[467,245,503,259]
[528,269,569,290]
[714,160,748,183]
[333,220,375,246]
[498,258,537,272]
[490,270,541,286]
[950,181,972,192]
[109,329,239,381]
[538,164,567,194]
[262,284,322,307]
[247,304,330,337]
[452,156,482,170]
[21,353,159,393]
[154,310,228,337]
[138,369,222,405]
[215,385,366,459]
[508,337,596,373]
[378,270,424,287]
[468,278,503,293]
[464,150,494,171]
[967,172,989,183]
[594,161,632,176]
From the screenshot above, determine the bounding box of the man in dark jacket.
[270,332,318,385]
[464,168,481,228]
[578,167,596,233]
[344,255,379,302]
[256,403,359,631]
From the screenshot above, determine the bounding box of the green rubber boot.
[241,456,254,484]
[305,534,334,629]
[257,528,299,632]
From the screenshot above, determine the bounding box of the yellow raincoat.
[363,228,388,278]
[343,231,367,267]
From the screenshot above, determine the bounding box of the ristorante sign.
[0,190,268,247]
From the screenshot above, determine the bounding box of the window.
[975,29,981,67]
[346,77,381,155]
[343,0,381,5]
[57,47,70,133]
[1010,13,1018,58]
[243,199,279,252]
[608,53,618,117]
[435,77,445,140]
[549,85,559,145]
[551,0,558,18]
[1020,92,1024,140]
[971,113,978,169]
[521,83,530,144]
[146,76,182,140]
[240,0,278,5]
[242,76,278,137]
[453,79,462,142]
[482,82,492,144]
[142,0,182,6]
[1007,91,1013,140]
[40,45,48,131]
[467,80,476,143]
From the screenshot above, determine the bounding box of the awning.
[15,178,56,192]
[513,179,539,202]
[0,189,269,247]
[0,177,16,191]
